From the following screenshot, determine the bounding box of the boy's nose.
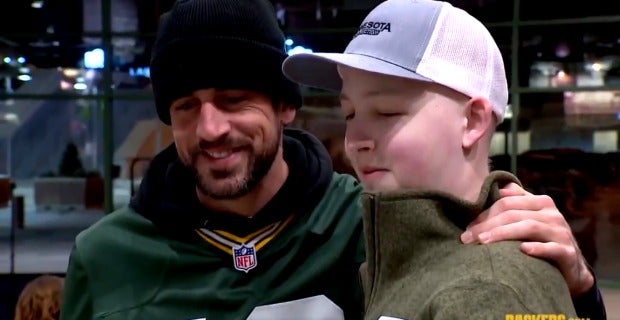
[347,139,375,153]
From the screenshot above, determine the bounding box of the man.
[60,0,605,319]
[281,1,587,318]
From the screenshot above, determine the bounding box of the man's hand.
[460,183,594,297]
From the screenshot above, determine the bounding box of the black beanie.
[149,0,303,125]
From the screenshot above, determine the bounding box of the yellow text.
[505,315,589,320]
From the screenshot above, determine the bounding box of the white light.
[84,48,104,69]
[17,75,32,81]
[504,104,513,119]
[73,83,88,90]
[591,62,602,72]
[3,57,11,63]
[3,113,19,123]
[17,57,26,64]
[31,0,43,9]
[285,38,294,46]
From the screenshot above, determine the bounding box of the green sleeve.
[429,282,578,319]
[60,245,94,320]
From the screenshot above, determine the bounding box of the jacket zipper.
[365,194,380,315]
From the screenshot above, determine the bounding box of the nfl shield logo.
[233,244,257,272]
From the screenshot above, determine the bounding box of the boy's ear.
[462,97,494,149]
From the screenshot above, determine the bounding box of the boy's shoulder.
[444,241,574,309]
[454,241,566,286]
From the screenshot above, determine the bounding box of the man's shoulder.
[331,172,361,185]
[74,206,160,256]
[68,208,178,314]
[305,173,363,233]
[324,172,363,201]
[72,206,177,281]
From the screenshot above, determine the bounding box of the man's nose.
[196,102,231,142]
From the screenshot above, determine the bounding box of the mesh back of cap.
[416,3,508,122]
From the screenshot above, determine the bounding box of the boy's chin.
[362,180,401,193]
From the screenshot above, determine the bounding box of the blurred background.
[0,0,618,318]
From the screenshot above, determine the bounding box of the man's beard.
[188,128,281,200]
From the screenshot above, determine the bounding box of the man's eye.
[344,113,355,121]
[224,96,246,104]
[175,102,195,110]
[173,101,190,110]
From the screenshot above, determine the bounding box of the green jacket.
[360,171,578,320]
[61,129,367,320]
[60,172,365,320]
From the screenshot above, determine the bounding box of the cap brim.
[282,52,432,92]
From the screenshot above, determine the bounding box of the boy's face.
[339,65,470,193]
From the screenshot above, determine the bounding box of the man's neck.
[197,148,289,218]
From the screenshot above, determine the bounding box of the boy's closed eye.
[343,110,403,121]
[376,112,402,117]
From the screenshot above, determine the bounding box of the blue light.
[287,45,313,55]
[129,67,150,78]
[284,37,313,55]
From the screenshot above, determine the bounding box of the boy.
[283,0,579,318]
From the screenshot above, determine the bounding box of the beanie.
[149,0,303,125]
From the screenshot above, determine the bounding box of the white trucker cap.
[282,0,509,122]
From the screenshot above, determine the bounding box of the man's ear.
[462,97,494,149]
[278,103,297,125]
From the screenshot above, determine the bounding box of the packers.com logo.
[505,314,589,320]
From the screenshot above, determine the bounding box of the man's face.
[170,89,293,199]
[338,65,468,193]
